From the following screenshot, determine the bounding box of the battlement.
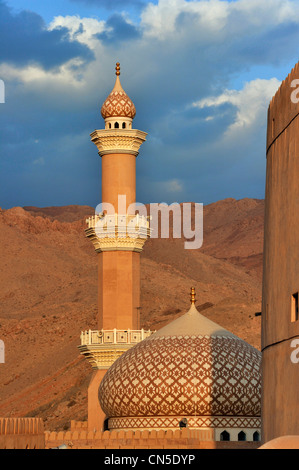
[0,417,261,449]
[0,418,45,449]
[267,61,299,152]
[45,426,260,449]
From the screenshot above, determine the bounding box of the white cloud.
[32,157,45,166]
[193,78,281,138]
[141,0,228,39]
[163,179,184,193]
[0,57,89,106]
[0,16,107,98]
[0,58,86,87]
[233,0,299,26]
[140,0,299,40]
[48,15,106,49]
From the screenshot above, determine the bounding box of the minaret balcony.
[85,213,151,253]
[78,328,154,370]
[90,129,147,157]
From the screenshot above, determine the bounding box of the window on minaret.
[292,293,299,322]
[122,122,126,129]
[114,122,119,128]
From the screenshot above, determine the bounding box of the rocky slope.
[0,198,264,431]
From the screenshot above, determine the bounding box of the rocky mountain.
[0,198,264,431]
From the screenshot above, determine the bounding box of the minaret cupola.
[101,62,136,130]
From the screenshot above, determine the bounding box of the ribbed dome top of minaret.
[101,62,136,119]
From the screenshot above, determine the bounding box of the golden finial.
[115,62,120,76]
[190,287,196,305]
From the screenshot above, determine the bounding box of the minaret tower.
[79,63,152,432]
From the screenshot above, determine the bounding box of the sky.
[0,0,298,209]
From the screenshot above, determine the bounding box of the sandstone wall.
[262,60,299,442]
[45,427,259,449]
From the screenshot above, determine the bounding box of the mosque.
[1,61,299,449]
[76,63,262,447]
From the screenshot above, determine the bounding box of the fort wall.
[45,426,259,449]
[262,60,299,442]
[0,417,260,449]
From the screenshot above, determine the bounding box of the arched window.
[114,122,119,129]
[253,431,260,442]
[109,123,111,129]
[238,431,246,441]
[220,431,230,441]
[122,122,126,129]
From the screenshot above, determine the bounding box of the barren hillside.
[0,198,264,431]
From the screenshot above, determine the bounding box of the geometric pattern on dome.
[101,91,136,119]
[99,335,261,420]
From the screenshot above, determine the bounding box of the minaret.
[79,63,152,432]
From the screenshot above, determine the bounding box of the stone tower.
[78,63,152,432]
[262,61,299,443]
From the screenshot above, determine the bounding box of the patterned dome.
[101,63,136,120]
[99,295,262,430]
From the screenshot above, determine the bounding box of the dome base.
[107,415,261,442]
[108,415,261,431]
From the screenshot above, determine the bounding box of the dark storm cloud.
[96,14,141,43]
[173,7,299,72]
[233,21,299,66]
[0,0,296,209]
[0,1,94,69]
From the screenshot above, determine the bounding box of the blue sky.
[0,0,298,209]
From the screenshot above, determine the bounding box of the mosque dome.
[98,289,262,431]
[101,62,136,120]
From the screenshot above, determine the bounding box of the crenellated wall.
[45,427,259,449]
[0,417,45,449]
[0,417,260,449]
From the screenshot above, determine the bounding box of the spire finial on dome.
[100,62,136,120]
[190,287,196,305]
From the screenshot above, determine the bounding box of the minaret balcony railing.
[85,213,151,253]
[80,328,153,346]
[78,328,155,369]
[86,213,151,233]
